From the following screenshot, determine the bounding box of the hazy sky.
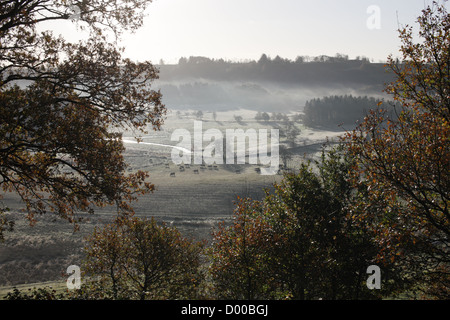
[119,0,443,64]
[46,0,449,64]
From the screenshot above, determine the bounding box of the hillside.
[154,55,392,112]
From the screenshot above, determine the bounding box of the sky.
[47,0,449,64]
[120,0,443,64]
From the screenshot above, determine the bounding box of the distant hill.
[158,54,393,86]
[155,54,394,112]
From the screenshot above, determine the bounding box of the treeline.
[158,54,393,88]
[303,95,386,127]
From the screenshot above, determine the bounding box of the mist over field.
[155,55,391,112]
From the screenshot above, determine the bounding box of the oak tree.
[0,0,166,235]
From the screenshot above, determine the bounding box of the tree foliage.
[4,286,68,300]
[209,147,401,300]
[209,197,277,300]
[303,95,388,127]
[79,217,205,300]
[345,1,450,299]
[0,0,166,235]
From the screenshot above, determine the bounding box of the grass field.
[0,109,346,295]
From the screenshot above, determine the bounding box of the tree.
[0,0,166,236]
[257,53,270,65]
[295,56,305,64]
[209,197,277,300]
[279,145,292,168]
[80,217,205,300]
[345,1,450,299]
[261,148,395,300]
[233,114,243,124]
[261,112,270,122]
[210,146,400,300]
[283,121,300,147]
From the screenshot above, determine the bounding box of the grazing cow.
[170,172,176,177]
